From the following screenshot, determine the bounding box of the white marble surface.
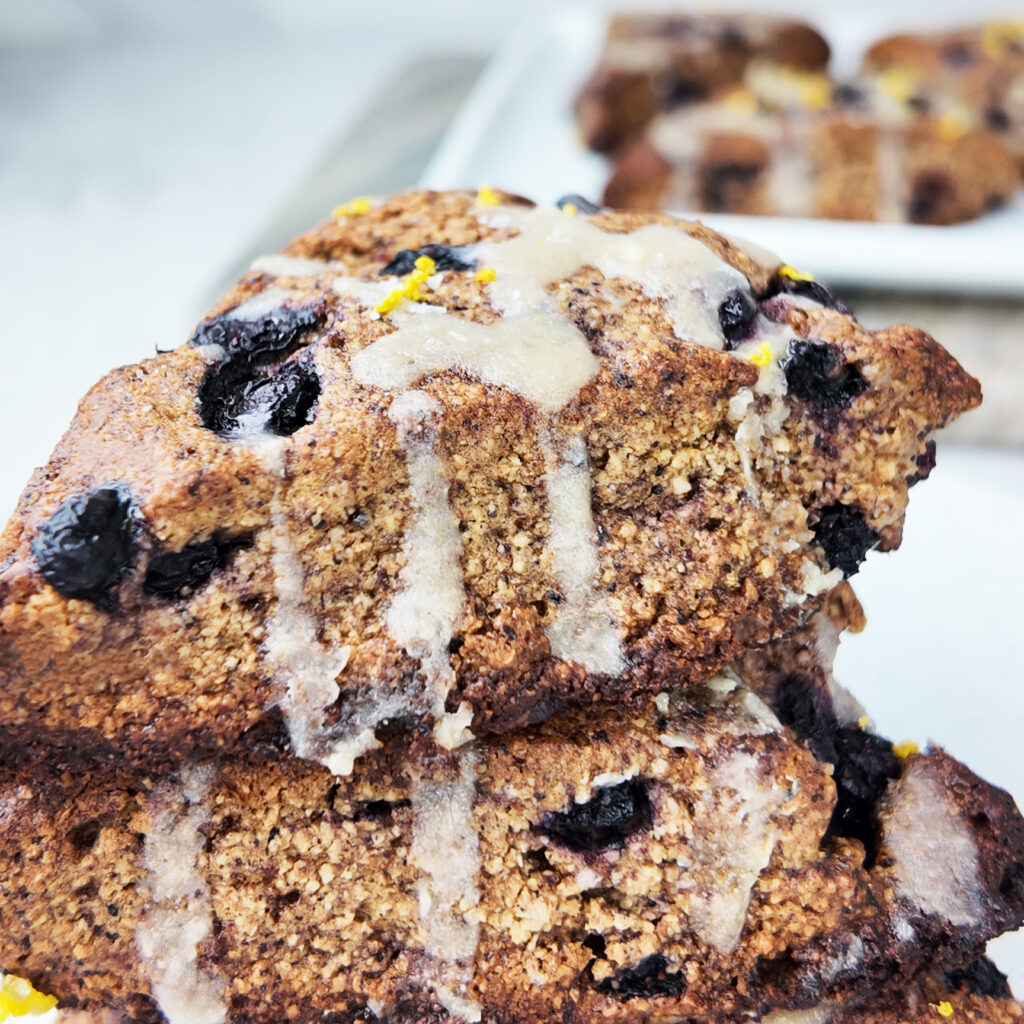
[1,0,1022,992]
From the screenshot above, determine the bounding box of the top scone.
[0,189,979,773]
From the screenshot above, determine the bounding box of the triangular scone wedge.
[0,190,979,772]
[1,672,1021,1023]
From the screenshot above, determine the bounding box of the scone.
[575,12,830,152]
[864,21,1024,177]
[603,81,1019,222]
[2,668,1022,1024]
[0,190,980,775]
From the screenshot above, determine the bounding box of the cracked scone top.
[0,189,979,772]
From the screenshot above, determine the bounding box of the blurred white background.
[1,0,1023,988]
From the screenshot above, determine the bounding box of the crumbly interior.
[0,190,979,774]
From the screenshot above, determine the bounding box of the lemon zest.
[561,202,579,217]
[779,264,814,283]
[937,111,969,142]
[934,1001,955,1019]
[876,67,917,103]
[475,267,497,284]
[982,21,1024,60]
[476,185,501,207]
[893,740,920,761]
[331,196,374,219]
[722,88,758,115]
[375,255,438,315]
[858,715,870,729]
[746,342,773,368]
[0,974,58,1020]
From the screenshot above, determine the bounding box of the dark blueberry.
[944,41,976,67]
[540,779,652,853]
[198,359,321,438]
[772,276,852,314]
[596,954,684,999]
[907,94,932,114]
[944,957,1011,999]
[189,304,323,372]
[143,534,250,600]
[379,244,475,277]
[908,171,955,225]
[664,77,703,107]
[556,193,602,214]
[987,107,1011,132]
[909,440,937,485]
[774,674,899,860]
[718,289,758,348]
[811,502,879,578]
[31,487,139,610]
[782,340,867,409]
[833,83,865,107]
[701,162,760,211]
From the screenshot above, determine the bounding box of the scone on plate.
[0,190,979,775]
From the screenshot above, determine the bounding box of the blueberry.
[596,954,684,999]
[700,162,760,211]
[908,171,955,225]
[909,440,937,485]
[782,340,867,409]
[811,502,879,578]
[379,244,475,277]
[944,42,976,67]
[143,534,250,600]
[774,673,899,861]
[31,487,139,610]
[540,779,652,853]
[189,304,323,372]
[833,83,865,107]
[987,107,1011,132]
[664,78,703,107]
[772,277,852,314]
[198,359,321,438]
[718,289,758,348]
[556,194,601,214]
[943,957,1010,999]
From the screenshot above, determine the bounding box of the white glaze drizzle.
[882,759,985,927]
[387,391,475,749]
[136,767,226,1024]
[541,433,626,676]
[410,752,482,1022]
[250,254,347,278]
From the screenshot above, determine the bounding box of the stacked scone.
[581,14,1024,222]
[0,189,1020,1024]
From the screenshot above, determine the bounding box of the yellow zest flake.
[746,342,773,368]
[331,196,374,219]
[779,263,814,283]
[982,21,1024,60]
[722,87,758,115]
[858,715,870,729]
[375,255,438,315]
[561,202,579,217]
[876,67,917,103]
[790,71,832,110]
[0,974,58,1020]
[934,1001,955,1019]
[475,266,497,284]
[937,110,969,141]
[476,185,501,207]
[893,740,920,761]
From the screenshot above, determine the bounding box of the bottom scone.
[1,656,1022,1024]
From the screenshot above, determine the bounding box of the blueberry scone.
[0,190,979,773]
[1,662,1022,1024]
[575,12,830,153]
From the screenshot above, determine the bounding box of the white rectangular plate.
[421,4,1024,295]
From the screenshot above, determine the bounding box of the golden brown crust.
[0,189,980,770]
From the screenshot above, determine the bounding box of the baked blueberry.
[782,340,867,409]
[143,534,250,600]
[379,244,475,277]
[944,956,1011,999]
[596,954,684,999]
[718,288,758,348]
[189,304,323,371]
[31,487,139,610]
[540,778,652,853]
[772,277,852,314]
[811,502,879,577]
[198,359,321,438]
[555,194,602,214]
